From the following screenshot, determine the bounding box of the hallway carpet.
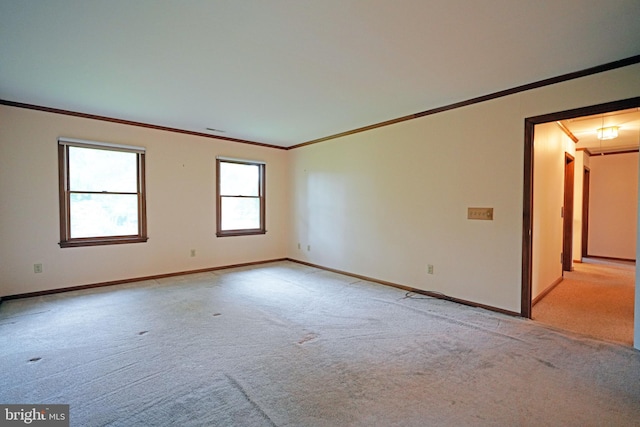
[533,259,635,346]
[1,261,640,426]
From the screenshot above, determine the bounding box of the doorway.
[582,167,590,258]
[562,153,575,272]
[521,97,640,347]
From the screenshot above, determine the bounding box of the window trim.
[58,138,148,248]
[216,157,266,237]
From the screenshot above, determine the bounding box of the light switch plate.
[468,207,493,220]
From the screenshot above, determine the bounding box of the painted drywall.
[0,106,289,297]
[532,122,575,299]
[587,152,638,260]
[289,100,524,311]
[288,63,640,314]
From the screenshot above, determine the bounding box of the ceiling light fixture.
[596,126,618,140]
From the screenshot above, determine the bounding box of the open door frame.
[562,153,575,272]
[582,167,590,259]
[521,96,640,318]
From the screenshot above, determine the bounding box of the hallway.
[533,258,635,346]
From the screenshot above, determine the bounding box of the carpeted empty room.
[2,3,640,427]
[1,261,639,426]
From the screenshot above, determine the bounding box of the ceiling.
[564,109,640,155]
[1,1,639,148]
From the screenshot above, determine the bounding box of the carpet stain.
[28,357,41,362]
[536,358,557,369]
[138,331,149,335]
[212,313,222,317]
[298,332,319,345]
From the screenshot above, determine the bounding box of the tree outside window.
[216,158,265,237]
[58,138,147,247]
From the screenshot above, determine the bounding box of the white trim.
[216,156,265,165]
[58,137,145,153]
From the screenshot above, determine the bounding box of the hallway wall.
[588,152,638,260]
[532,122,575,299]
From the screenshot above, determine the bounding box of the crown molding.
[289,54,640,150]
[0,99,286,150]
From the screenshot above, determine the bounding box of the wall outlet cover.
[468,207,494,220]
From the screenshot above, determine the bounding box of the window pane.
[69,146,138,192]
[70,193,138,238]
[220,162,259,196]
[220,197,260,230]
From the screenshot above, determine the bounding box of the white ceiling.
[565,109,640,154]
[1,1,639,148]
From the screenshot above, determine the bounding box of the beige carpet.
[2,261,640,426]
[533,258,635,346]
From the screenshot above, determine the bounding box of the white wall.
[289,100,525,312]
[0,106,289,297]
[532,122,575,299]
[288,63,640,314]
[588,152,638,260]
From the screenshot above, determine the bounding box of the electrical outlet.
[34,263,43,274]
[297,243,301,250]
[307,245,311,251]
[190,249,196,257]
[427,264,434,275]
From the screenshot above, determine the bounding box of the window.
[58,137,148,247]
[216,157,265,237]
